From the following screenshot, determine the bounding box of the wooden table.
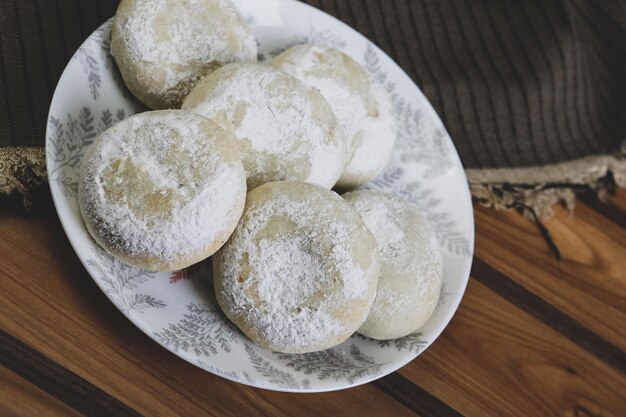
[1,188,624,416]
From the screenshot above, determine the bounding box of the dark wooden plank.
[471,257,625,373]
[580,194,626,229]
[0,366,82,417]
[473,200,626,351]
[372,373,463,417]
[0,330,140,417]
[399,279,626,417]
[578,190,626,229]
[607,188,626,211]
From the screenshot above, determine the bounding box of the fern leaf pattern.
[85,247,165,315]
[47,107,127,198]
[275,344,385,385]
[154,304,239,357]
[73,18,134,100]
[197,361,240,381]
[437,283,454,308]
[368,172,471,256]
[245,344,302,390]
[365,42,455,179]
[362,42,471,257]
[388,333,429,354]
[127,294,167,313]
[93,19,131,97]
[74,46,101,100]
[352,332,429,354]
[242,371,256,385]
[99,109,113,132]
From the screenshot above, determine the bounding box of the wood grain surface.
[0,189,624,416]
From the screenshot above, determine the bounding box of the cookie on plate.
[214,181,380,353]
[343,190,443,340]
[79,110,246,272]
[182,63,347,189]
[111,0,257,109]
[273,44,396,188]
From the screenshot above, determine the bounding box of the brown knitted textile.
[1,0,624,213]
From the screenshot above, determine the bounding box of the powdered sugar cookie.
[79,110,246,272]
[343,190,443,340]
[272,44,396,188]
[182,63,346,189]
[111,0,257,109]
[214,181,380,353]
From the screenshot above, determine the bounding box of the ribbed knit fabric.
[1,0,624,212]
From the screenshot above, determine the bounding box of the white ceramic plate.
[46,0,474,392]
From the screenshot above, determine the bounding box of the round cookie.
[182,63,346,190]
[79,110,246,272]
[272,44,397,188]
[111,0,257,109]
[214,181,380,353]
[343,190,443,340]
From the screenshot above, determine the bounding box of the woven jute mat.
[1,0,625,217]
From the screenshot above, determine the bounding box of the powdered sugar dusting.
[215,182,379,353]
[79,110,246,271]
[342,80,396,179]
[112,0,257,107]
[182,63,346,189]
[343,190,443,340]
[272,45,396,186]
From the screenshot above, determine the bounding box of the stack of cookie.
[79,0,443,354]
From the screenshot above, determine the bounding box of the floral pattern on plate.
[46,0,474,392]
